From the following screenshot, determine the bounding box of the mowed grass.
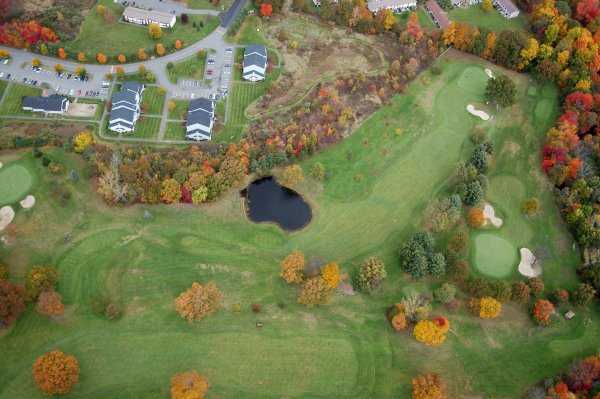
[395,7,436,30]
[0,80,7,98]
[168,100,189,120]
[0,53,596,399]
[473,233,517,277]
[164,122,187,140]
[132,116,160,139]
[141,87,166,115]
[63,0,219,59]
[167,53,206,84]
[448,6,527,32]
[227,82,266,125]
[0,84,42,116]
[0,163,33,205]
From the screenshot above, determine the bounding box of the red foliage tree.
[576,0,600,24]
[532,299,555,326]
[0,280,25,328]
[260,3,273,17]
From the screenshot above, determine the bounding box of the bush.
[174,282,222,322]
[553,289,570,304]
[310,162,326,181]
[251,303,261,313]
[356,256,387,292]
[434,283,457,304]
[32,351,79,395]
[532,299,555,326]
[280,250,305,284]
[26,266,58,300]
[528,277,545,296]
[511,281,531,304]
[572,283,596,306]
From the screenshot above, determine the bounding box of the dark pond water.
[243,176,312,231]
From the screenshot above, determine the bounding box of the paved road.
[0,0,247,100]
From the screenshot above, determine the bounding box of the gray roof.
[22,94,68,112]
[121,81,144,95]
[109,108,136,126]
[187,98,214,128]
[111,90,138,107]
[109,81,143,125]
[367,0,416,11]
[123,6,175,25]
[243,45,267,70]
[495,0,519,14]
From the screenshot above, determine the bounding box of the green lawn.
[63,0,219,60]
[132,116,161,139]
[164,122,187,140]
[187,0,233,10]
[0,80,7,99]
[395,7,436,30]
[0,84,43,116]
[448,6,527,32]
[0,53,595,399]
[473,233,517,277]
[141,87,166,115]
[168,100,189,120]
[167,53,207,84]
[230,16,268,45]
[0,163,33,205]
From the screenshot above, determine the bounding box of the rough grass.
[63,0,219,59]
[0,53,595,399]
[0,163,34,205]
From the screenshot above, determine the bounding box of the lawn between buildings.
[0,53,596,399]
[448,5,528,32]
[167,52,207,84]
[61,0,219,60]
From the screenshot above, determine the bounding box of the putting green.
[457,66,489,95]
[473,233,518,278]
[0,164,33,206]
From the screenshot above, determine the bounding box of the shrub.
[280,250,305,284]
[356,256,387,292]
[387,304,408,331]
[522,197,541,216]
[32,351,79,395]
[26,266,58,300]
[553,289,570,304]
[321,262,340,289]
[532,299,555,326]
[511,281,531,304]
[174,282,222,322]
[251,303,261,313]
[310,162,326,181]
[468,207,485,228]
[298,276,332,306]
[73,131,93,153]
[572,283,596,306]
[170,371,209,399]
[161,178,182,203]
[528,277,545,296]
[280,164,304,186]
[434,283,457,304]
[412,373,447,399]
[0,280,26,327]
[36,290,65,317]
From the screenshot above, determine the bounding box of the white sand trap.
[0,206,15,231]
[19,195,35,209]
[0,162,3,169]
[483,203,503,228]
[485,68,494,78]
[518,247,542,277]
[467,104,490,121]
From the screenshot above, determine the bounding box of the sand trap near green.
[0,164,33,206]
[473,233,518,278]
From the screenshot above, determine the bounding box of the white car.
[0,72,4,78]
[69,89,75,96]
[2,59,8,65]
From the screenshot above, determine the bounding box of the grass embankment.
[0,54,594,399]
[63,0,219,59]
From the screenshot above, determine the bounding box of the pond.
[243,176,312,232]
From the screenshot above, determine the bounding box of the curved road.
[0,0,247,98]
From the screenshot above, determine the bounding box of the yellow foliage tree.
[482,0,493,11]
[298,276,332,306]
[31,58,41,67]
[170,371,209,399]
[478,297,502,319]
[96,4,106,16]
[321,262,340,289]
[280,250,305,284]
[54,64,64,74]
[280,164,304,187]
[412,373,447,399]
[73,131,94,153]
[148,23,163,39]
[413,319,448,346]
[155,43,166,56]
[174,282,222,322]
[137,48,148,61]
[77,52,87,62]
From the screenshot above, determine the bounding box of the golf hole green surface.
[0,164,33,206]
[474,233,517,278]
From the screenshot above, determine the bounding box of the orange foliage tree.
[36,290,65,317]
[321,262,340,289]
[533,299,555,326]
[174,39,183,49]
[57,48,66,60]
[280,250,305,284]
[96,52,107,64]
[77,52,87,62]
[387,303,408,331]
[170,371,209,399]
[117,54,126,63]
[467,207,485,228]
[260,2,273,17]
[174,282,222,322]
[32,350,79,395]
[155,43,166,56]
[412,373,447,399]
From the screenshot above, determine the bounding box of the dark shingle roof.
[187,98,214,128]
[109,108,136,126]
[243,45,267,70]
[22,94,68,112]
[121,81,144,95]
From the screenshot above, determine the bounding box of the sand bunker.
[0,162,3,169]
[518,247,542,277]
[0,206,15,231]
[467,104,490,121]
[485,68,494,78]
[483,203,503,228]
[19,195,35,209]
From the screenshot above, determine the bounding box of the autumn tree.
[482,0,493,11]
[155,43,166,56]
[298,276,332,306]
[73,131,94,153]
[97,4,106,17]
[174,39,183,50]
[31,58,41,67]
[532,298,555,326]
[387,303,408,331]
[57,47,66,60]
[321,262,340,289]
[477,296,502,319]
[0,280,25,328]
[148,23,163,39]
[412,373,447,399]
[32,350,79,395]
[36,290,65,317]
[77,52,87,62]
[485,74,516,107]
[117,54,126,63]
[280,250,305,284]
[280,164,304,186]
[26,266,58,300]
[528,277,544,296]
[170,371,209,399]
[174,282,222,322]
[413,317,449,346]
[406,12,423,41]
[96,52,107,64]
[572,283,596,306]
[356,256,387,292]
[511,281,531,304]
[54,64,64,74]
[161,178,182,203]
[260,2,273,16]
[467,207,485,228]
[137,48,148,61]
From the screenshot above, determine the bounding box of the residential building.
[493,0,519,18]
[122,6,177,28]
[109,82,145,134]
[22,94,70,115]
[425,0,451,29]
[243,45,268,82]
[186,98,215,141]
[367,0,417,13]
[451,0,481,7]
